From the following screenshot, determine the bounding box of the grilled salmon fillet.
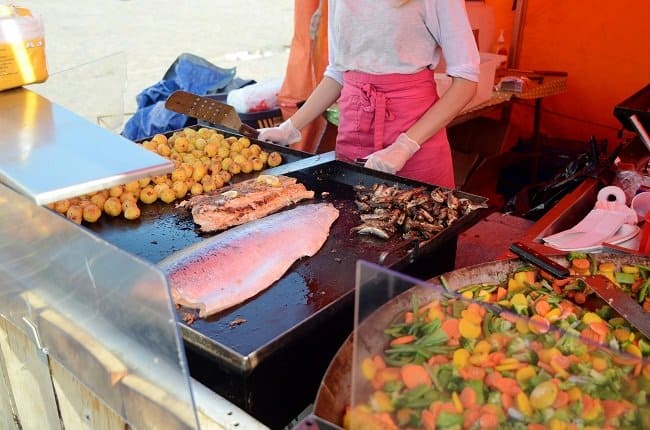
[181,175,315,233]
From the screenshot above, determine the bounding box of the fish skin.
[158,203,339,318]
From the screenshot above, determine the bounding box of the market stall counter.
[0,89,489,429]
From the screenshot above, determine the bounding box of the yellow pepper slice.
[530,380,558,409]
[459,318,481,339]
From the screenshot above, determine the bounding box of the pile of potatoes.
[47,127,284,224]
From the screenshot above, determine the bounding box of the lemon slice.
[221,190,238,199]
[256,175,281,187]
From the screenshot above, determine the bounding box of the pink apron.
[335,68,455,188]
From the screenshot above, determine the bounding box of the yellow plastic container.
[0,5,48,91]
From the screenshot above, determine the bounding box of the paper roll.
[597,186,627,205]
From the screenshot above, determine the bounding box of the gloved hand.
[257,119,301,146]
[364,133,420,174]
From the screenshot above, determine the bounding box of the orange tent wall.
[486,0,650,148]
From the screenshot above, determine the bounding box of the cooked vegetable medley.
[347,258,650,430]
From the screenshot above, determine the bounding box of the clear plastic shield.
[351,260,650,429]
[0,185,199,429]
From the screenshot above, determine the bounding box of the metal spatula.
[165,90,259,139]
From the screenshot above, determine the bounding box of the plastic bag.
[227,77,282,113]
[0,5,48,91]
[613,169,643,205]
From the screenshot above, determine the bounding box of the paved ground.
[19,0,294,131]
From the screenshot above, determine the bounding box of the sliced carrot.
[485,371,503,388]
[537,361,556,375]
[590,321,609,337]
[376,412,398,430]
[613,328,631,342]
[427,355,449,366]
[528,314,551,334]
[539,269,555,281]
[497,377,521,396]
[524,270,537,285]
[612,353,639,367]
[441,402,458,414]
[480,404,501,416]
[373,355,387,370]
[581,327,604,345]
[463,407,482,430]
[420,409,436,430]
[495,286,507,301]
[428,402,443,425]
[487,351,506,365]
[552,390,569,409]
[501,393,514,410]
[574,292,587,304]
[459,386,477,409]
[553,277,572,287]
[602,399,629,420]
[400,363,432,389]
[571,258,590,272]
[460,365,486,381]
[582,394,597,419]
[372,367,400,390]
[479,413,500,430]
[468,302,487,318]
[489,333,511,348]
[551,354,571,370]
[404,311,414,324]
[390,335,416,346]
[528,424,547,430]
[534,299,552,317]
[441,318,461,341]
[501,312,519,323]
[529,341,544,351]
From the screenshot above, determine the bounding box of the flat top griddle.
[88,157,487,374]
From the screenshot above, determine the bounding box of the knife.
[165,90,260,139]
[510,242,650,338]
[581,274,650,339]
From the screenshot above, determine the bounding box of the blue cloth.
[122,53,253,140]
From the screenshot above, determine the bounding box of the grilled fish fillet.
[158,203,339,318]
[182,175,315,233]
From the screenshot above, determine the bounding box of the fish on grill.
[180,175,315,233]
[158,203,340,318]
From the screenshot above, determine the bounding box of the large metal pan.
[313,253,650,427]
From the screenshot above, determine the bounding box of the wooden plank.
[0,318,61,430]
[0,319,19,430]
[50,359,127,430]
[37,309,129,409]
[120,374,197,430]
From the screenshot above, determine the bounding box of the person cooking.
[258,0,480,189]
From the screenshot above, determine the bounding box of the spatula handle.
[509,242,571,279]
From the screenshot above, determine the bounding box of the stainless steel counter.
[0,88,173,205]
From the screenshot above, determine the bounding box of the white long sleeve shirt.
[324,0,480,85]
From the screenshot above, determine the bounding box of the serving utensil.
[509,241,650,338]
[165,90,259,139]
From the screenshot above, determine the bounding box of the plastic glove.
[257,119,301,146]
[364,133,420,174]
